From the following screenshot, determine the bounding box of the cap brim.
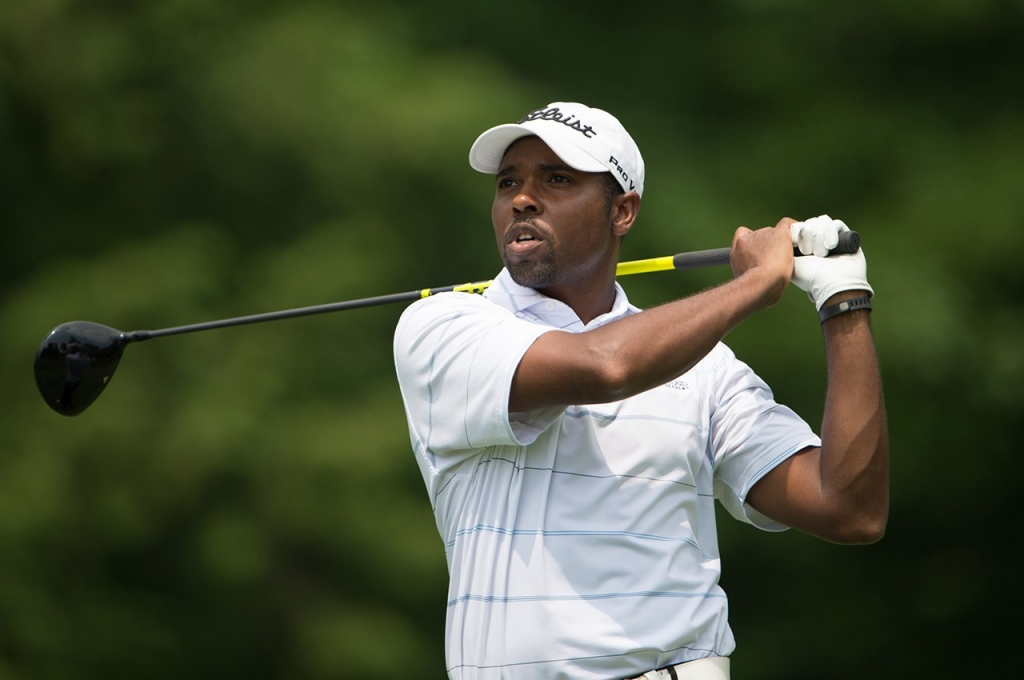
[469,123,608,175]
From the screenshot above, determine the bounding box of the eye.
[549,173,570,183]
[497,177,517,190]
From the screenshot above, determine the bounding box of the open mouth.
[507,226,545,255]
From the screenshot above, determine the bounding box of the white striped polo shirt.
[393,269,820,680]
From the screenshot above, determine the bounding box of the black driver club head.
[34,321,129,416]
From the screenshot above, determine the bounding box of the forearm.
[737,216,889,543]
[818,292,890,540]
[510,267,782,411]
[596,268,781,396]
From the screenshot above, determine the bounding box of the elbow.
[592,356,637,402]
[826,508,888,545]
[569,343,634,402]
[862,509,889,544]
[836,520,887,546]
[576,336,687,403]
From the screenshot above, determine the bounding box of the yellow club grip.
[420,255,684,299]
[420,281,494,298]
[452,281,494,294]
[615,256,676,277]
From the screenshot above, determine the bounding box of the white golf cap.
[469,102,645,197]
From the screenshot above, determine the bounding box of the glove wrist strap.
[819,296,872,324]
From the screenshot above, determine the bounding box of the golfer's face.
[491,136,618,293]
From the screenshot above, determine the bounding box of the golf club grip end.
[833,230,860,254]
[792,230,862,257]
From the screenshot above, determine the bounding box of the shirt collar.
[482,268,639,332]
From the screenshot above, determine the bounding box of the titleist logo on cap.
[518,106,598,139]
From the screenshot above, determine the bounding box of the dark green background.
[2,1,1021,678]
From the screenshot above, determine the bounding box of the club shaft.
[126,231,859,342]
[128,291,428,341]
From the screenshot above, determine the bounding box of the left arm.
[745,289,889,544]
[745,216,889,544]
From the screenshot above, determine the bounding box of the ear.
[611,191,641,237]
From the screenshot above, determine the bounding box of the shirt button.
[545,301,555,311]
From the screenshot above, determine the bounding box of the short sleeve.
[707,345,822,531]
[394,293,563,461]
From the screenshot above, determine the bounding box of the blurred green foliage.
[2,1,1022,678]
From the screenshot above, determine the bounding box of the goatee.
[503,249,559,290]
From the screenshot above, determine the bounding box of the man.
[393,102,888,680]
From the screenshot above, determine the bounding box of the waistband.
[628,656,730,680]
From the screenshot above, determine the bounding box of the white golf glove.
[790,215,873,311]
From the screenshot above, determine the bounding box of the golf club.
[34,232,860,416]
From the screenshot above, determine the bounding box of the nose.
[512,182,541,214]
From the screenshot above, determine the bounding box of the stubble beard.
[502,247,559,290]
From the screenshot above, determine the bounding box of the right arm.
[509,219,796,412]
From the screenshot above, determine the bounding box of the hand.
[731,219,795,308]
[790,215,873,310]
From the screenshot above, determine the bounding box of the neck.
[538,267,619,325]
[563,286,618,325]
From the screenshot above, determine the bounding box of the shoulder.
[688,342,769,398]
[691,341,739,375]
[393,292,518,358]
[396,292,511,335]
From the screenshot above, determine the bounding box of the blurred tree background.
[1,0,1022,678]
